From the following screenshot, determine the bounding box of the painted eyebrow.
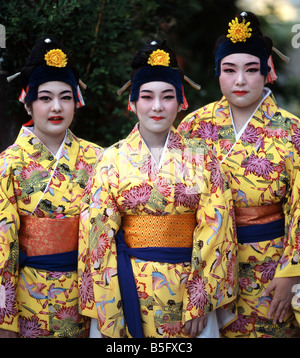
[221,61,260,67]
[140,88,176,93]
[37,90,72,94]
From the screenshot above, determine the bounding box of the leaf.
[235,173,256,186]
[21,304,37,315]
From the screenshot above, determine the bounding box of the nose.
[51,98,62,112]
[152,98,163,112]
[235,70,246,86]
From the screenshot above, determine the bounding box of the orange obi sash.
[234,202,284,227]
[121,214,196,248]
[19,216,79,256]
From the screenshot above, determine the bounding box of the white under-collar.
[230,87,271,141]
[23,126,67,159]
[221,87,271,164]
[137,124,170,168]
[22,127,68,215]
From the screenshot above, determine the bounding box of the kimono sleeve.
[78,147,124,336]
[277,119,300,277]
[182,147,238,324]
[0,157,20,332]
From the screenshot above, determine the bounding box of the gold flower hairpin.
[227,17,252,43]
[44,49,67,67]
[147,49,170,66]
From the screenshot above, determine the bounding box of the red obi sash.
[234,202,284,227]
[234,203,284,243]
[19,216,79,256]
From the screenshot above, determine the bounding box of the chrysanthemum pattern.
[227,17,252,43]
[178,93,300,337]
[78,124,238,338]
[0,127,101,336]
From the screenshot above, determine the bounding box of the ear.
[24,103,32,116]
[177,104,183,113]
[129,100,137,113]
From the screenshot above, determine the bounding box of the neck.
[32,128,66,155]
[229,87,270,134]
[230,105,255,133]
[230,99,264,134]
[44,139,64,155]
[138,126,169,164]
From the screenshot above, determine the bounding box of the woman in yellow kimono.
[78,40,238,338]
[178,12,300,338]
[0,37,101,338]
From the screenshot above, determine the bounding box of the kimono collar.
[16,126,79,168]
[126,123,182,167]
[229,87,272,139]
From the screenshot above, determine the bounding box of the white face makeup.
[219,53,266,112]
[130,81,182,144]
[26,81,75,151]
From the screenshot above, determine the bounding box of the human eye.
[223,68,235,73]
[38,95,52,102]
[247,68,259,73]
[164,94,176,100]
[61,95,73,101]
[140,94,152,100]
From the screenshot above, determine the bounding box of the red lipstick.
[49,116,63,124]
[234,90,247,96]
[152,116,163,121]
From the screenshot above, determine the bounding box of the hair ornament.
[7,72,21,82]
[272,46,289,63]
[116,39,200,107]
[147,49,170,67]
[184,75,201,90]
[116,75,201,96]
[78,78,87,90]
[227,16,252,43]
[117,79,131,96]
[44,49,67,68]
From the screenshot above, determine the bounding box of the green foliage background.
[0,0,298,151]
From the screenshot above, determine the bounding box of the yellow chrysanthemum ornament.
[227,17,252,43]
[147,49,170,66]
[44,49,67,67]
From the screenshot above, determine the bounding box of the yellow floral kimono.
[78,124,238,338]
[178,89,300,338]
[0,126,101,338]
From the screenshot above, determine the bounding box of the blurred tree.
[257,9,300,116]
[0,0,239,150]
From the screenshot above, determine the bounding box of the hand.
[262,276,300,324]
[183,315,208,338]
[0,328,18,338]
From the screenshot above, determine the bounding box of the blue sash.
[115,229,192,338]
[19,250,77,272]
[236,218,285,244]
